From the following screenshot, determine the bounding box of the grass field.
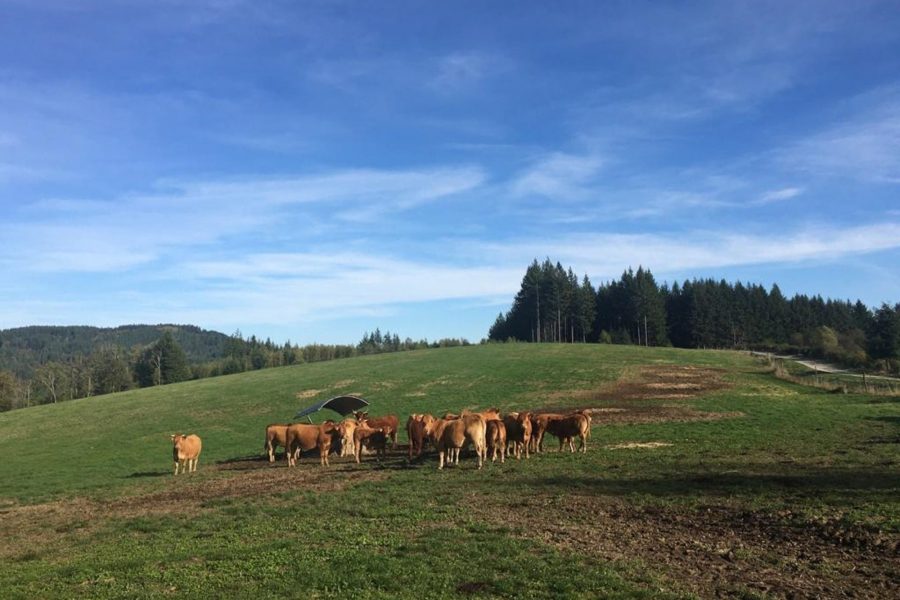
[1,343,898,598]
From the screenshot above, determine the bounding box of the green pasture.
[0,344,897,599]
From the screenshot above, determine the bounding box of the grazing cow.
[285,423,322,467]
[354,411,399,448]
[353,425,388,463]
[337,418,358,458]
[317,421,342,467]
[545,413,591,453]
[264,423,290,463]
[426,414,487,470]
[530,413,566,453]
[170,433,202,475]
[503,411,533,459]
[406,414,429,460]
[485,419,506,463]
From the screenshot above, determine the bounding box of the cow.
[337,418,358,458]
[354,411,399,448]
[503,411,533,459]
[263,423,289,463]
[485,419,506,464]
[530,413,567,453]
[545,412,591,453]
[284,423,322,467]
[317,421,342,467]
[426,414,487,470]
[353,425,388,463]
[170,433,202,475]
[406,413,429,460]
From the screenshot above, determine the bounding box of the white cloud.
[1,166,487,273]
[778,87,900,183]
[510,152,604,200]
[754,186,804,205]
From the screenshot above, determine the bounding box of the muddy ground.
[467,493,900,599]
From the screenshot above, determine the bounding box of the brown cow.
[406,414,429,460]
[503,411,532,459]
[264,423,289,463]
[545,413,591,453]
[285,423,321,467]
[354,411,399,448]
[337,418,358,458]
[530,413,566,453]
[353,425,388,463]
[171,433,202,475]
[485,419,506,464]
[317,422,342,467]
[426,414,486,470]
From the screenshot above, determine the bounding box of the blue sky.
[1,0,899,344]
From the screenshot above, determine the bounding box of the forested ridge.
[489,259,900,372]
[0,324,469,412]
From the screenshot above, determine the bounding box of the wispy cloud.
[1,166,486,273]
[510,152,604,200]
[753,186,804,205]
[778,86,900,183]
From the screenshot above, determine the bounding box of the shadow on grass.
[125,471,169,478]
[521,468,900,499]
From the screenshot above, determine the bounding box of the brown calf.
[285,423,321,467]
[503,411,533,459]
[264,423,289,463]
[354,425,388,463]
[427,414,487,470]
[545,413,591,453]
[171,433,202,475]
[354,411,399,448]
[406,414,429,459]
[485,419,506,464]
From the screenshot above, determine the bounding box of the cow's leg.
[580,435,587,453]
[173,461,179,476]
[438,449,445,470]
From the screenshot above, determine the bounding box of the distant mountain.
[0,324,230,378]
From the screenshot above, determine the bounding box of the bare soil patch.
[295,389,322,400]
[549,364,729,405]
[467,494,900,599]
[585,405,744,425]
[606,442,672,450]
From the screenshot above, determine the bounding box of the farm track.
[467,493,900,599]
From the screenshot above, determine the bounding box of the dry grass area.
[467,493,900,599]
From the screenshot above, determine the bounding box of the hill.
[0,344,897,598]
[0,324,230,378]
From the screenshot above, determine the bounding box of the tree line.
[488,259,900,372]
[0,328,470,412]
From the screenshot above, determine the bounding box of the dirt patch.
[332,379,355,388]
[295,389,322,400]
[548,364,729,405]
[467,494,900,599]
[606,442,672,450]
[532,405,743,425]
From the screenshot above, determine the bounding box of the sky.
[1,0,899,345]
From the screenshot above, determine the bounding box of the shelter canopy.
[294,395,369,420]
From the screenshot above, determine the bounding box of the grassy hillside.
[1,344,897,599]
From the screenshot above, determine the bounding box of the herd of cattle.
[170,408,592,475]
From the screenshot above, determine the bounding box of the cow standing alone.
[171,433,202,475]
